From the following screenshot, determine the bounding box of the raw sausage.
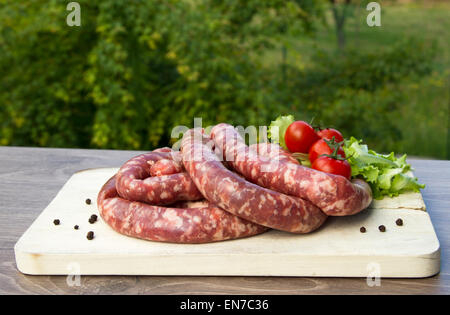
[115,150,203,205]
[249,143,300,166]
[150,159,183,177]
[98,176,268,243]
[181,129,327,233]
[211,123,372,216]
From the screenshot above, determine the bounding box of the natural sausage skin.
[181,129,327,233]
[98,176,268,244]
[150,159,183,177]
[115,150,203,205]
[249,143,300,166]
[211,123,372,216]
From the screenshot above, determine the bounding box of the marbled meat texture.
[210,123,372,216]
[181,129,327,233]
[98,176,268,243]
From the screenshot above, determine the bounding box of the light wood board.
[14,168,440,277]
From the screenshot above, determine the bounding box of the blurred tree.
[329,0,353,50]
[289,38,437,152]
[0,0,323,149]
[0,0,98,147]
[0,0,443,159]
[329,0,384,50]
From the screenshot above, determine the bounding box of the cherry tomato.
[284,121,320,153]
[311,156,351,179]
[317,128,344,143]
[308,139,346,163]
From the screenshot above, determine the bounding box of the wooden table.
[0,146,449,294]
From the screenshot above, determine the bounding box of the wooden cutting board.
[14,168,440,277]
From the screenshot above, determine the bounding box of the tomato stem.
[320,137,347,161]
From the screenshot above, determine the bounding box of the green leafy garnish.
[268,115,294,149]
[343,137,425,199]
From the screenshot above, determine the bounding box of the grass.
[278,2,450,71]
[263,2,450,159]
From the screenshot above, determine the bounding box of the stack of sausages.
[97,124,373,243]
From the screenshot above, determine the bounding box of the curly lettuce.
[343,137,425,199]
[268,115,295,149]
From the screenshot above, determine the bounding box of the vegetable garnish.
[284,120,320,153]
[268,115,295,149]
[311,138,351,179]
[309,137,345,163]
[268,115,424,199]
[312,156,352,180]
[317,128,344,143]
[343,137,425,199]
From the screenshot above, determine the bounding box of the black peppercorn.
[74,225,79,230]
[88,214,98,224]
[378,225,386,232]
[53,219,60,225]
[360,227,366,233]
[86,231,94,240]
[85,198,91,205]
[396,218,403,226]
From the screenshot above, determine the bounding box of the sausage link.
[181,129,327,233]
[150,159,184,177]
[115,150,203,205]
[249,143,300,165]
[211,123,372,216]
[98,176,268,243]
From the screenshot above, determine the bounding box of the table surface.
[1,146,449,295]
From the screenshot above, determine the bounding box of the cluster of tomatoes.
[284,121,351,179]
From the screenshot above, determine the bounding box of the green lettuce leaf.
[268,115,294,149]
[343,137,425,199]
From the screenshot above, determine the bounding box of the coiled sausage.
[181,129,327,233]
[98,176,268,243]
[211,123,372,216]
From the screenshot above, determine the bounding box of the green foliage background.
[0,0,448,158]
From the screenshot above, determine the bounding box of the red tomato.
[309,139,346,163]
[317,128,344,143]
[284,121,320,153]
[311,156,351,179]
